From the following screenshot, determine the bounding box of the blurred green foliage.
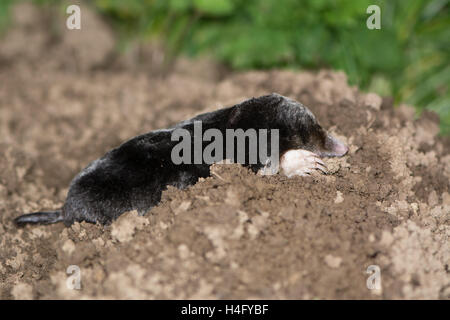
[94,0,450,133]
[0,0,14,33]
[1,0,449,133]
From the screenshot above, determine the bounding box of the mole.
[14,93,348,227]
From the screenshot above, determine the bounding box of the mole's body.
[15,93,348,227]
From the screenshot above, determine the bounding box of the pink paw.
[280,149,327,177]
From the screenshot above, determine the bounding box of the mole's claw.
[314,162,328,173]
[315,157,326,167]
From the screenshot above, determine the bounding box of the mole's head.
[306,123,349,157]
[275,94,348,157]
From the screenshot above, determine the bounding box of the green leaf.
[193,0,234,16]
[169,0,192,12]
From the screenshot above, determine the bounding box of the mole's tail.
[14,210,64,226]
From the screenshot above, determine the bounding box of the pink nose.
[332,139,348,156]
[323,135,348,157]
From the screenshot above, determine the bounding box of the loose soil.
[0,3,448,299]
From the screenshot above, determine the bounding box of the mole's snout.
[320,135,348,157]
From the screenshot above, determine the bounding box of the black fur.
[14,93,343,227]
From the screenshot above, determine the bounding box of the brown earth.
[0,3,449,300]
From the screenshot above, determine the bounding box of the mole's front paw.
[280,149,327,177]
